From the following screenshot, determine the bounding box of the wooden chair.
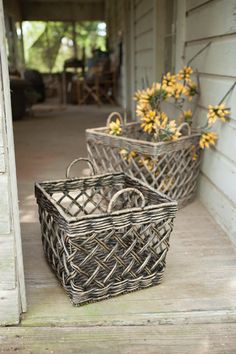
[77,62,117,106]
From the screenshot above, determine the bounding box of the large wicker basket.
[35,158,177,306]
[86,112,202,208]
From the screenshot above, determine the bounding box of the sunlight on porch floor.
[4,103,236,353]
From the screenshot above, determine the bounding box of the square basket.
[86,112,202,208]
[35,158,177,306]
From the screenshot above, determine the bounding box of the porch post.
[0,0,26,325]
[72,21,78,58]
[19,21,25,74]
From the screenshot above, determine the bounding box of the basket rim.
[35,172,178,224]
[86,121,201,148]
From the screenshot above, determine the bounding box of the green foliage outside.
[21,21,107,73]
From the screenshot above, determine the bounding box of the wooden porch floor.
[1,104,236,353]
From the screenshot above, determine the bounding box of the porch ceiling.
[19,0,105,21]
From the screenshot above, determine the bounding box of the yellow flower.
[141,110,157,134]
[191,145,199,161]
[153,82,161,91]
[109,118,122,136]
[171,82,187,99]
[127,150,137,162]
[134,89,144,101]
[139,156,155,171]
[199,132,218,149]
[185,81,198,101]
[162,73,176,89]
[183,109,193,122]
[119,148,128,159]
[159,176,175,192]
[136,103,148,118]
[192,153,198,161]
[155,112,168,130]
[120,149,137,162]
[207,104,230,125]
[167,120,182,141]
[177,66,193,81]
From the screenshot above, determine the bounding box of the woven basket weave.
[86,112,202,208]
[35,158,177,306]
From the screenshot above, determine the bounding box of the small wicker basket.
[86,112,202,208]
[35,158,177,306]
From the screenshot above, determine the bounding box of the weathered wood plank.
[0,234,15,289]
[0,288,20,325]
[186,0,219,11]
[20,2,105,21]
[195,107,236,165]
[199,173,236,245]
[134,9,153,36]
[134,0,153,22]
[1,324,236,354]
[201,148,236,205]
[0,0,26,314]
[0,146,5,171]
[185,37,236,77]
[135,31,153,52]
[186,0,236,41]
[0,174,10,234]
[196,75,236,121]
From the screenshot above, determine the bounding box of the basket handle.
[107,188,145,213]
[66,158,96,178]
[106,111,124,128]
[177,122,191,136]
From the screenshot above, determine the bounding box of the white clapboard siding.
[135,32,153,52]
[195,108,236,165]
[183,0,236,243]
[186,0,219,11]
[186,0,236,41]
[133,0,154,90]
[134,9,153,36]
[199,174,236,243]
[185,37,236,77]
[197,75,236,120]
[135,0,153,21]
[201,148,236,205]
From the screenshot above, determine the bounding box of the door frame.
[0,0,26,325]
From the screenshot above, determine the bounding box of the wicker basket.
[86,112,202,208]
[35,158,177,306]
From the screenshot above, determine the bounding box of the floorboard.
[1,324,236,354]
[10,103,236,352]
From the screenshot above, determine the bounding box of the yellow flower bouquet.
[86,66,231,207]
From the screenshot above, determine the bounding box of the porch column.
[0,0,26,325]
[72,21,78,58]
[19,21,25,74]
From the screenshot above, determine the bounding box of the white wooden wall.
[182,0,236,244]
[0,0,26,325]
[133,0,155,89]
